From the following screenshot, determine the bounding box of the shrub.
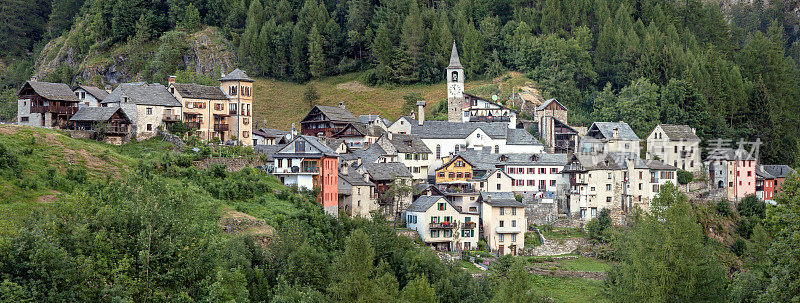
[477,239,488,251]
[736,218,754,239]
[737,195,765,219]
[716,199,732,216]
[677,170,694,184]
[66,166,88,184]
[587,208,612,242]
[731,239,747,256]
[0,142,21,176]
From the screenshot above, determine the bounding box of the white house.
[405,195,479,251]
[73,85,109,108]
[477,192,526,255]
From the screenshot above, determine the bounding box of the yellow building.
[168,69,254,145]
[436,155,475,184]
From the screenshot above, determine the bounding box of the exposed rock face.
[34,26,237,85]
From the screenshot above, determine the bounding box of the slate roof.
[756,165,775,180]
[323,138,346,150]
[645,159,678,171]
[471,168,511,181]
[705,148,756,161]
[69,107,126,122]
[254,144,286,161]
[275,136,339,158]
[310,105,359,123]
[358,114,387,125]
[568,152,649,170]
[407,195,448,212]
[479,192,524,207]
[333,123,368,137]
[448,41,462,69]
[762,165,796,178]
[75,85,109,101]
[172,83,228,100]
[102,83,181,107]
[254,128,288,138]
[219,68,254,82]
[535,98,567,111]
[340,172,374,187]
[587,122,640,141]
[22,81,80,102]
[408,120,509,140]
[363,162,412,181]
[385,133,431,153]
[507,128,541,145]
[356,145,386,164]
[455,149,567,170]
[438,155,475,171]
[657,124,700,141]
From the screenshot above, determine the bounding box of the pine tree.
[308,25,326,78]
[540,0,563,34]
[396,0,424,83]
[181,4,201,32]
[371,23,394,83]
[346,0,370,59]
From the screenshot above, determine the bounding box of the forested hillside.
[2,0,800,164]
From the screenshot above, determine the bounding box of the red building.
[300,104,359,137]
[756,165,775,201]
[762,165,797,196]
[272,135,339,216]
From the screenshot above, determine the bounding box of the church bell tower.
[446,41,464,123]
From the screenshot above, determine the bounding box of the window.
[214,103,224,110]
[539,168,546,174]
[499,220,504,227]
[243,118,249,125]
[590,187,595,191]
[456,160,464,167]
[20,117,28,122]
[497,184,501,190]
[747,171,752,177]
[295,140,306,152]
[607,173,612,179]
[146,107,153,115]
[499,234,504,242]
[449,172,455,178]
[465,172,471,178]
[551,168,558,174]
[146,124,152,131]
[580,208,587,219]
[591,207,598,218]
[443,216,452,222]
[528,168,534,174]
[527,180,534,186]
[606,197,612,203]
[674,146,678,153]
[639,183,643,190]
[436,145,441,159]
[438,203,446,211]
[539,180,546,189]
[550,180,556,186]
[438,172,445,178]
[497,173,501,178]
[606,184,611,190]
[500,207,505,215]
[653,184,659,192]
[229,85,237,96]
[511,234,517,242]
[405,154,412,160]
[494,145,499,153]
[430,230,439,238]
[512,208,517,215]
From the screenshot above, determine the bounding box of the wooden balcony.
[429,222,456,229]
[463,221,476,229]
[214,124,229,132]
[31,105,78,115]
[105,125,129,134]
[187,122,201,130]
[162,114,180,122]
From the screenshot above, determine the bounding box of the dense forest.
[2,0,800,165]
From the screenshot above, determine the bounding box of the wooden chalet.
[17,81,81,128]
[69,107,132,145]
[300,104,359,137]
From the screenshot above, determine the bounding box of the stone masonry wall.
[525,202,559,226]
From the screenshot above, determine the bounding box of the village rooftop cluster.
[14,43,794,256]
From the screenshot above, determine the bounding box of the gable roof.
[762,165,796,178]
[340,172,374,187]
[102,83,181,107]
[219,69,254,82]
[276,135,339,157]
[409,121,507,139]
[69,107,128,122]
[479,192,524,207]
[536,98,567,111]
[645,159,678,171]
[437,155,474,172]
[75,85,109,101]
[333,122,368,137]
[463,93,519,114]
[407,195,450,212]
[705,148,756,161]
[254,144,286,161]
[20,81,80,102]
[756,165,775,180]
[362,162,412,181]
[587,122,640,141]
[172,83,228,100]
[304,105,359,123]
[448,41,462,69]
[655,124,700,141]
[507,128,540,145]
[567,152,648,171]
[472,168,513,181]
[384,133,431,154]
[253,128,288,139]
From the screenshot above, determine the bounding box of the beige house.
[478,192,526,255]
[563,152,656,223]
[580,122,641,155]
[101,83,182,140]
[473,168,514,192]
[646,124,701,172]
[170,81,232,143]
[405,195,479,251]
[219,69,254,145]
[338,170,377,218]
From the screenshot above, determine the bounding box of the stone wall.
[160,132,185,149]
[525,201,559,226]
[524,237,587,256]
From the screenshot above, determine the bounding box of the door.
[498,245,504,255]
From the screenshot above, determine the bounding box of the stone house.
[101,82,182,141]
[645,160,679,201]
[373,133,432,181]
[17,80,80,128]
[477,192,526,255]
[705,148,756,201]
[218,69,255,145]
[338,167,377,218]
[252,128,289,145]
[580,122,641,155]
[73,85,109,108]
[170,81,235,143]
[533,99,579,154]
[358,162,413,217]
[68,107,132,145]
[646,124,702,172]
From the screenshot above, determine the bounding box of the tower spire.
[448,41,462,69]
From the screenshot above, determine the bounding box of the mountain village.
[12,42,795,258]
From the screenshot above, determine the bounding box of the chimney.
[426,189,432,196]
[104,85,113,93]
[417,101,426,125]
[168,75,176,85]
[410,110,416,120]
[387,132,393,140]
[612,127,619,139]
[339,102,345,109]
[30,76,38,82]
[290,123,298,139]
[221,71,226,78]
[487,195,492,203]
[692,128,696,134]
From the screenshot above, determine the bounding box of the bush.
[716,199,732,216]
[677,170,694,184]
[731,239,747,256]
[0,142,21,176]
[477,239,488,251]
[736,218,754,239]
[587,208,612,243]
[737,195,765,219]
